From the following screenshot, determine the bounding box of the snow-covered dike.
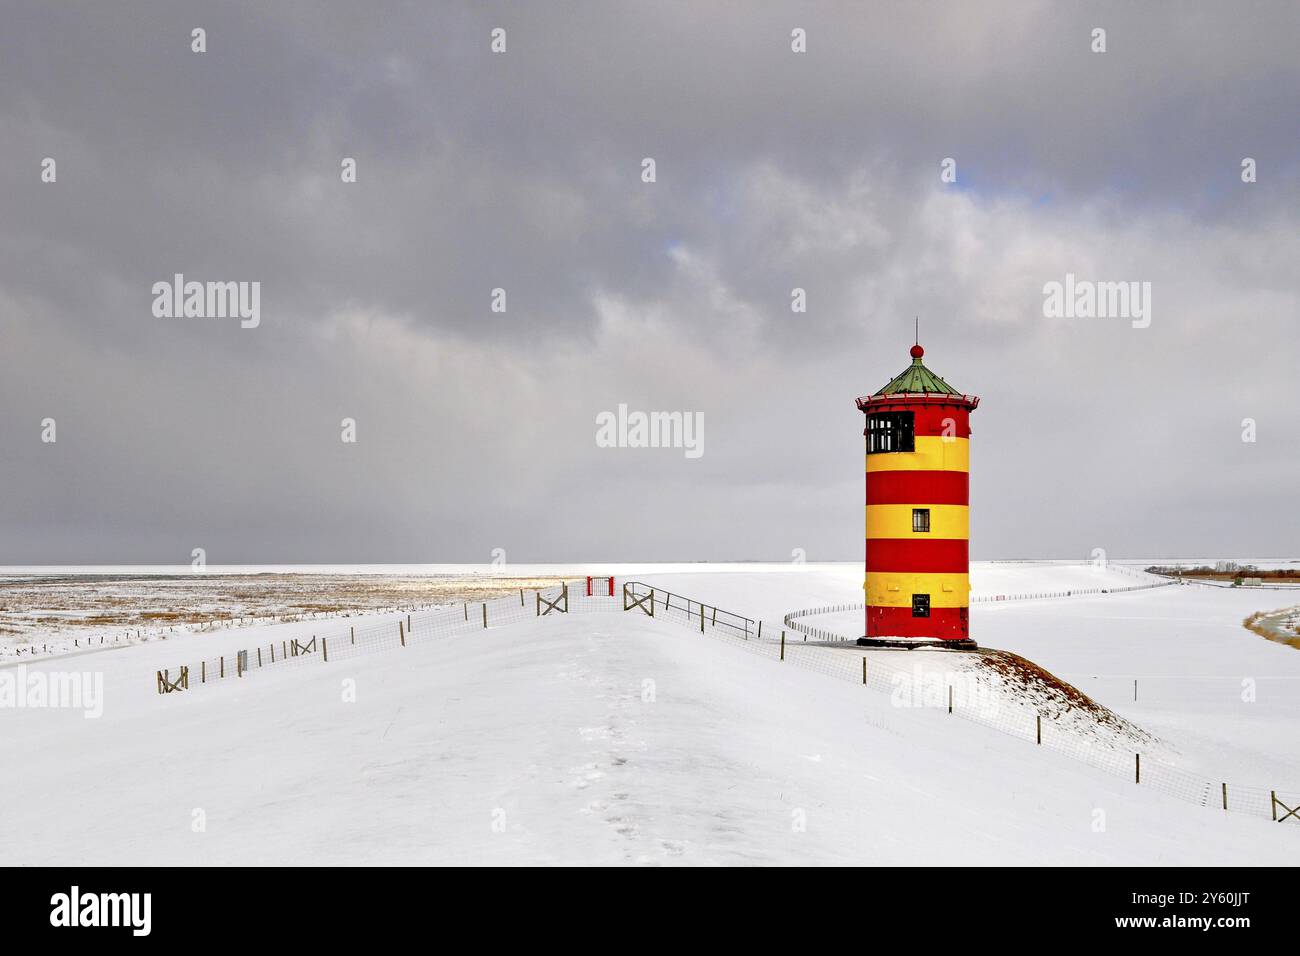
[0,605,1293,866]
[2,561,1297,865]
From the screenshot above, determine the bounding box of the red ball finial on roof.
[910,343,925,359]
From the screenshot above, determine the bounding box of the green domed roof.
[874,344,960,396]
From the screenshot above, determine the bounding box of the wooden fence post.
[399,621,406,647]
[757,621,762,641]
[257,647,262,667]
[1036,714,1042,745]
[862,657,867,685]
[322,637,328,662]
[948,685,953,713]
[202,660,206,683]
[700,605,705,633]
[350,626,355,645]
[520,588,524,606]
[220,656,224,678]
[780,630,785,661]
[463,603,468,621]
[270,644,275,663]
[1135,753,1141,784]
[482,603,487,628]
[536,592,540,617]
[1272,791,1278,821]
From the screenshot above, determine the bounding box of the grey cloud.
[0,1,1296,563]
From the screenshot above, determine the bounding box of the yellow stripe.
[866,436,968,473]
[866,504,968,539]
[864,572,970,608]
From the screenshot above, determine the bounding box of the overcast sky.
[1,1,1297,564]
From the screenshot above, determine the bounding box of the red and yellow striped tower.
[856,341,979,648]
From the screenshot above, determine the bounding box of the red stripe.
[865,538,968,573]
[912,406,970,438]
[865,606,969,640]
[866,470,968,505]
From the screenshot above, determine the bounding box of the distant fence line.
[971,579,1174,603]
[154,578,1299,829]
[780,577,1175,643]
[5,600,454,662]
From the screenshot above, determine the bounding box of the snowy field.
[1,561,1298,865]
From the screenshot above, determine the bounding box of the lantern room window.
[866,411,915,453]
[912,508,931,533]
[912,594,930,617]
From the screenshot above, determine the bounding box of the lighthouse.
[856,340,979,648]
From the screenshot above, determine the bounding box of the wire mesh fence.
[971,579,1174,603]
[154,576,1299,828]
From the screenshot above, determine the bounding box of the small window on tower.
[912,594,930,618]
[866,411,915,454]
[912,508,931,533]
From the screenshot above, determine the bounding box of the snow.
[726,566,1300,790]
[1,561,1297,865]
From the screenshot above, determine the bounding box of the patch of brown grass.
[0,572,581,641]
[1243,608,1300,650]
[976,647,1159,747]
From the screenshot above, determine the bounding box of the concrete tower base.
[856,636,978,651]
